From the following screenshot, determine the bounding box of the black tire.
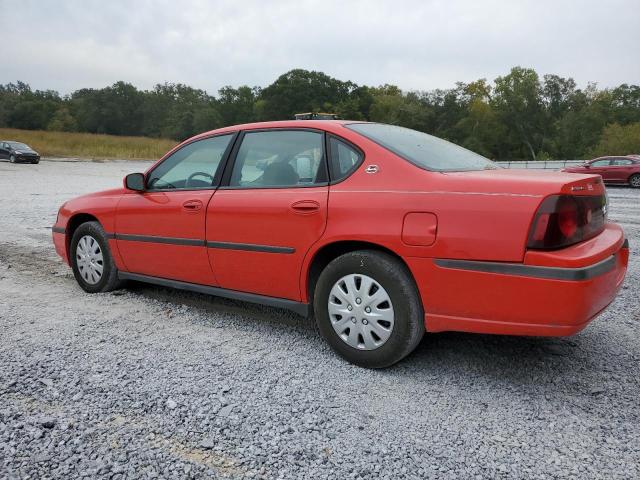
[70,221,122,293]
[314,250,424,368]
[9,155,15,163]
[630,173,640,189]
[32,160,39,164]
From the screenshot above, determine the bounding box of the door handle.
[291,200,320,214]
[182,200,203,211]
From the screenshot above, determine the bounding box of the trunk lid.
[442,169,605,197]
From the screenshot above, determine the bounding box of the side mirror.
[583,164,590,168]
[124,172,145,192]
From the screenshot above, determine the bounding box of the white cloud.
[1,0,638,94]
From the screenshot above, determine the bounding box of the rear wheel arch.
[305,240,418,309]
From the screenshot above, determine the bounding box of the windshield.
[8,142,30,150]
[346,123,498,172]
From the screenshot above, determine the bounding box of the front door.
[206,129,329,300]
[116,133,235,285]
[587,158,612,179]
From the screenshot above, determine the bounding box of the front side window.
[591,159,611,167]
[147,134,233,190]
[346,123,498,172]
[229,130,325,187]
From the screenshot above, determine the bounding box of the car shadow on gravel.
[125,280,619,383]
[124,281,315,332]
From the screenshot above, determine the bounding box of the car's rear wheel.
[630,174,640,188]
[314,250,424,368]
[70,221,122,293]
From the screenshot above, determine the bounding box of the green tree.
[217,85,259,126]
[492,67,546,160]
[47,106,78,132]
[589,122,640,157]
[259,69,356,120]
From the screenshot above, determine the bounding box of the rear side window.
[329,137,363,182]
[611,158,633,166]
[346,123,497,172]
[229,130,326,188]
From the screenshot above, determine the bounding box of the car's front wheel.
[70,221,122,293]
[630,174,640,188]
[9,155,15,163]
[314,250,425,368]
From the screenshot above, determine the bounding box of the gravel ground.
[1,159,639,479]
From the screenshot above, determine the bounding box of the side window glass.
[147,134,233,190]
[329,137,363,182]
[591,160,610,167]
[229,130,325,188]
[612,159,632,166]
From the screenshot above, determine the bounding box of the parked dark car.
[0,141,41,164]
[562,156,640,188]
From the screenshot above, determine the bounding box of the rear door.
[206,129,328,300]
[115,133,235,285]
[0,142,9,159]
[608,157,635,183]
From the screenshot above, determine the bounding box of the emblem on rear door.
[365,165,379,174]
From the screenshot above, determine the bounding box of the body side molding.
[434,254,618,281]
[112,233,294,253]
[205,241,295,254]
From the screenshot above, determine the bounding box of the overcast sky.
[1,0,638,95]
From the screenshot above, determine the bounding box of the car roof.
[592,155,638,161]
[191,120,359,140]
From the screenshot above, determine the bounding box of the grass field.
[0,128,177,160]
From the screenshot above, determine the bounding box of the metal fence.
[496,160,585,170]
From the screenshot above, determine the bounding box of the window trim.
[326,133,366,185]
[219,127,330,190]
[144,131,239,192]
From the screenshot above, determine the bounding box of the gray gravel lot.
[1,159,639,479]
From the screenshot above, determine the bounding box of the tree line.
[1,67,639,160]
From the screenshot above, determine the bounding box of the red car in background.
[52,121,629,367]
[562,156,640,188]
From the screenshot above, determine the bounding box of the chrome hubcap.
[76,235,104,285]
[328,274,395,350]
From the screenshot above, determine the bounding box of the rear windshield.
[345,123,498,172]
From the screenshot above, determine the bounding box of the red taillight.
[527,194,607,250]
[557,196,578,238]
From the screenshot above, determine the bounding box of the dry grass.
[0,128,177,160]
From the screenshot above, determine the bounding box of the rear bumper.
[407,224,629,336]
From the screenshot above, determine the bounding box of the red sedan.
[52,121,629,367]
[562,156,640,188]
